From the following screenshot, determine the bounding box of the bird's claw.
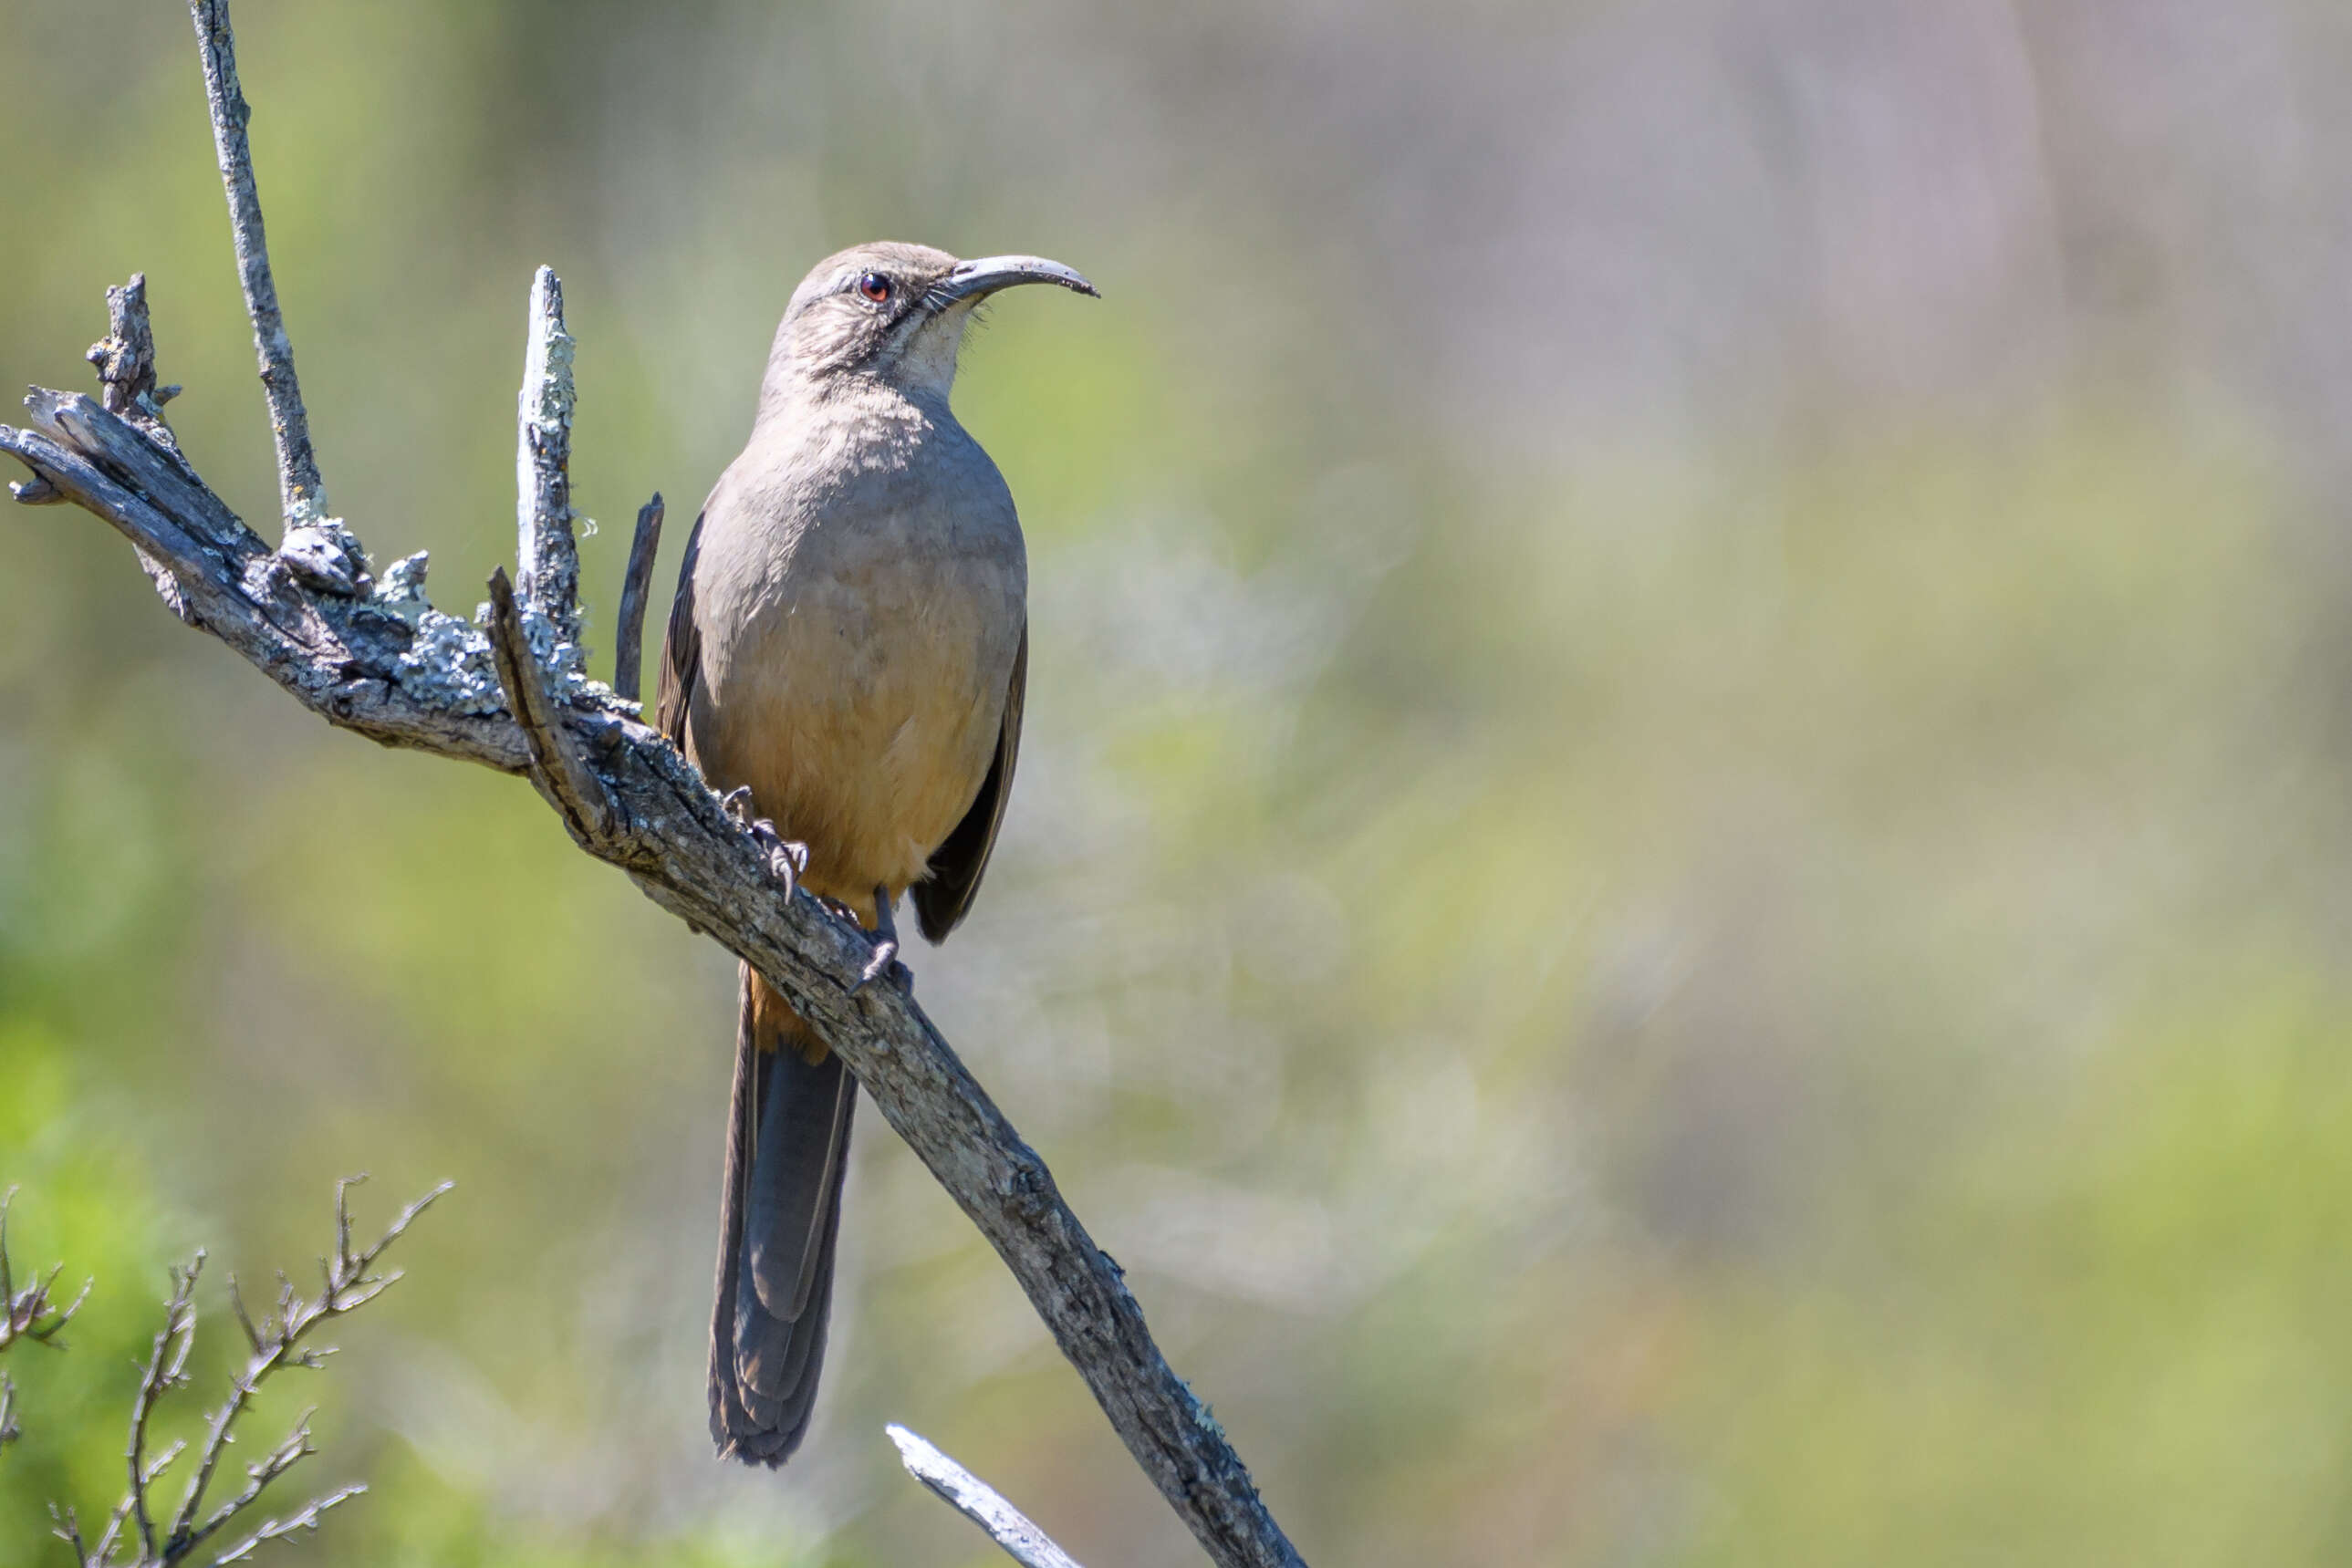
[856,937,904,992]
[762,836,808,899]
[848,882,912,998]
[723,791,808,898]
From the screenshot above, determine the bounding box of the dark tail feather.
[711,969,856,1466]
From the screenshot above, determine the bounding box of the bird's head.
[765,241,1097,405]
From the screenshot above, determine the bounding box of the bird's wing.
[655,510,706,749]
[911,622,1026,944]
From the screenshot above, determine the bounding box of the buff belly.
[688,535,1022,909]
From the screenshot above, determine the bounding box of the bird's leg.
[721,786,809,900]
[854,882,911,995]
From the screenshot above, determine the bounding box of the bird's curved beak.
[929,255,1099,308]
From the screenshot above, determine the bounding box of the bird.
[656,242,1097,1466]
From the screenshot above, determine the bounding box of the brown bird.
[657,242,1097,1466]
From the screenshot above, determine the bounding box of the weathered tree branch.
[890,1425,1088,1568]
[3,5,1306,1565]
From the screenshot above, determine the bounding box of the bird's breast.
[688,418,1026,904]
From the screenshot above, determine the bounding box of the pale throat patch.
[894,301,975,400]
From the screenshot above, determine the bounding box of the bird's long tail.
[710,966,856,1466]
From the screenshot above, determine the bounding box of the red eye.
[859,273,891,304]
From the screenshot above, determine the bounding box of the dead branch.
[890,1424,1088,1568]
[613,492,666,702]
[188,0,325,536]
[1,4,1305,1565]
[515,265,585,647]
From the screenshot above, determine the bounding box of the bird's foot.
[850,883,912,997]
[721,788,808,898]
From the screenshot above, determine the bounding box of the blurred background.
[5,0,2352,1563]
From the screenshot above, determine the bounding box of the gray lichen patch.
[398,608,506,715]
[371,551,544,716]
[518,599,595,702]
[369,564,503,713]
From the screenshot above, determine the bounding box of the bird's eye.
[859,273,892,305]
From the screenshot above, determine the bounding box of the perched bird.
[657,243,1097,1466]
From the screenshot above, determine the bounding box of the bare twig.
[890,1424,1088,1568]
[2,1188,91,1354]
[1,8,1307,1565]
[29,1179,447,1568]
[51,1503,88,1559]
[208,1483,366,1564]
[613,492,665,701]
[1,1191,92,1466]
[157,1178,448,1560]
[186,0,325,533]
[122,1255,202,1563]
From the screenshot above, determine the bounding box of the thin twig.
[124,1256,203,1563]
[889,1425,1088,1568]
[161,1178,451,1558]
[49,1503,88,1560]
[208,1482,366,1564]
[186,0,325,532]
[17,1179,446,1568]
[182,1408,317,1554]
[2,1187,93,1352]
[613,492,664,702]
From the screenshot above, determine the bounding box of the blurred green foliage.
[6,1,2352,1564]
